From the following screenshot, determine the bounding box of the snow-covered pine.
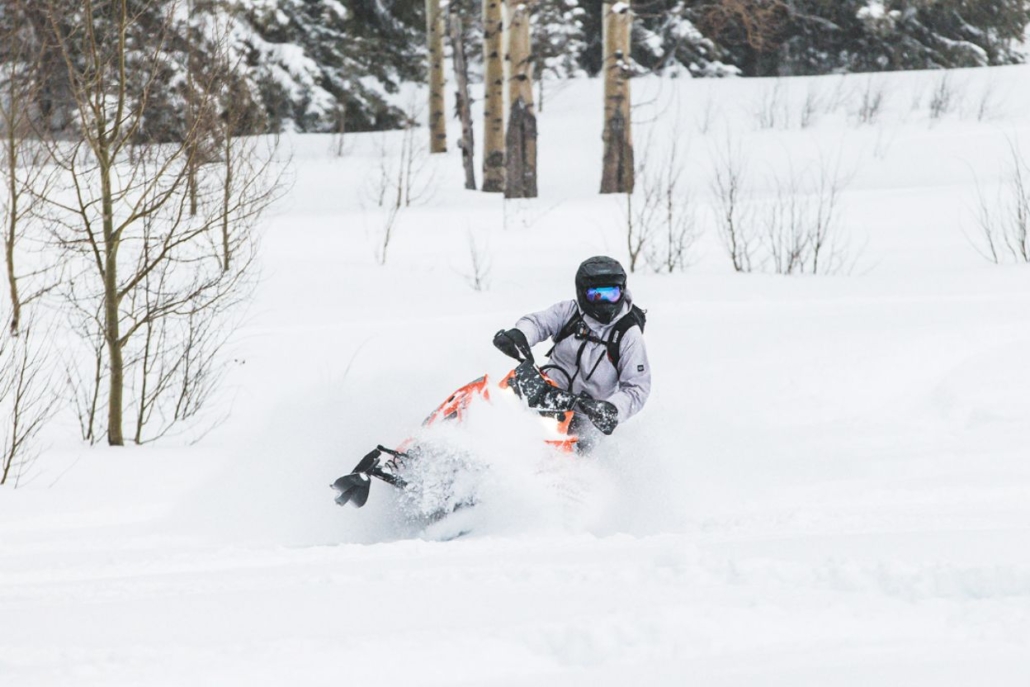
[3,1,1029,138]
[769,0,1030,75]
[629,1,739,78]
[1,0,424,138]
[588,1,1030,78]
[531,0,588,81]
[221,0,423,133]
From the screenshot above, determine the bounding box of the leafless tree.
[119,150,263,444]
[761,153,854,275]
[1,318,59,487]
[710,135,757,272]
[805,153,853,274]
[625,184,659,274]
[63,293,106,444]
[974,79,1001,122]
[928,72,958,121]
[822,74,852,116]
[371,144,404,266]
[41,0,281,446]
[800,82,821,129]
[711,136,853,275]
[462,229,491,291]
[368,104,437,265]
[652,187,700,273]
[970,139,1030,264]
[854,76,887,126]
[763,169,808,275]
[630,132,701,274]
[753,78,787,130]
[1,1,58,337]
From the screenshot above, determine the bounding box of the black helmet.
[575,256,627,324]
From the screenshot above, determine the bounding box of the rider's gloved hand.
[493,328,534,364]
[575,396,619,435]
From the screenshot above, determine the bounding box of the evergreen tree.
[3,0,425,137]
[224,0,424,132]
[632,0,741,76]
[5,0,1029,139]
[777,0,1030,75]
[580,1,1030,78]
[532,0,589,80]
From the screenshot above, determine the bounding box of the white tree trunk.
[482,0,506,191]
[450,15,477,190]
[600,2,634,194]
[427,0,447,153]
[504,1,537,199]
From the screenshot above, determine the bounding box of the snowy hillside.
[3,66,1030,685]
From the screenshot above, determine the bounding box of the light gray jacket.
[514,295,651,423]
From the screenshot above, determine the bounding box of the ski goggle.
[585,286,622,303]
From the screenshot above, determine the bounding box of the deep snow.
[3,66,1030,685]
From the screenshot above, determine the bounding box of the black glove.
[493,328,534,364]
[576,396,619,435]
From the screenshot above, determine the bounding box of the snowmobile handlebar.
[508,359,617,435]
[574,397,618,436]
[509,358,573,410]
[493,328,534,365]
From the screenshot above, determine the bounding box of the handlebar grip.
[576,397,618,435]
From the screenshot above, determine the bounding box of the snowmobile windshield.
[585,286,622,303]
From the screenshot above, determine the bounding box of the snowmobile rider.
[492,256,651,450]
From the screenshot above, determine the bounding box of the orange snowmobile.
[331,356,617,511]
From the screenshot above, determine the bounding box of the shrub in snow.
[709,137,855,275]
[971,140,1030,265]
[0,324,57,487]
[853,76,888,126]
[928,72,959,121]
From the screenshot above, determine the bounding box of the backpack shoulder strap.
[606,305,646,369]
[545,311,584,358]
[553,311,583,345]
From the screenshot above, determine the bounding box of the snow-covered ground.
[3,66,1030,684]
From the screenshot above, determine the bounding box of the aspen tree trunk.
[504,1,537,199]
[186,0,198,216]
[426,0,447,153]
[482,0,506,192]
[99,146,125,446]
[4,123,20,337]
[2,8,28,338]
[600,2,634,194]
[450,14,477,190]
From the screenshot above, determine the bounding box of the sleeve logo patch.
[637,364,645,372]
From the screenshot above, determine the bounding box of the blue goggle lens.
[585,286,622,303]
